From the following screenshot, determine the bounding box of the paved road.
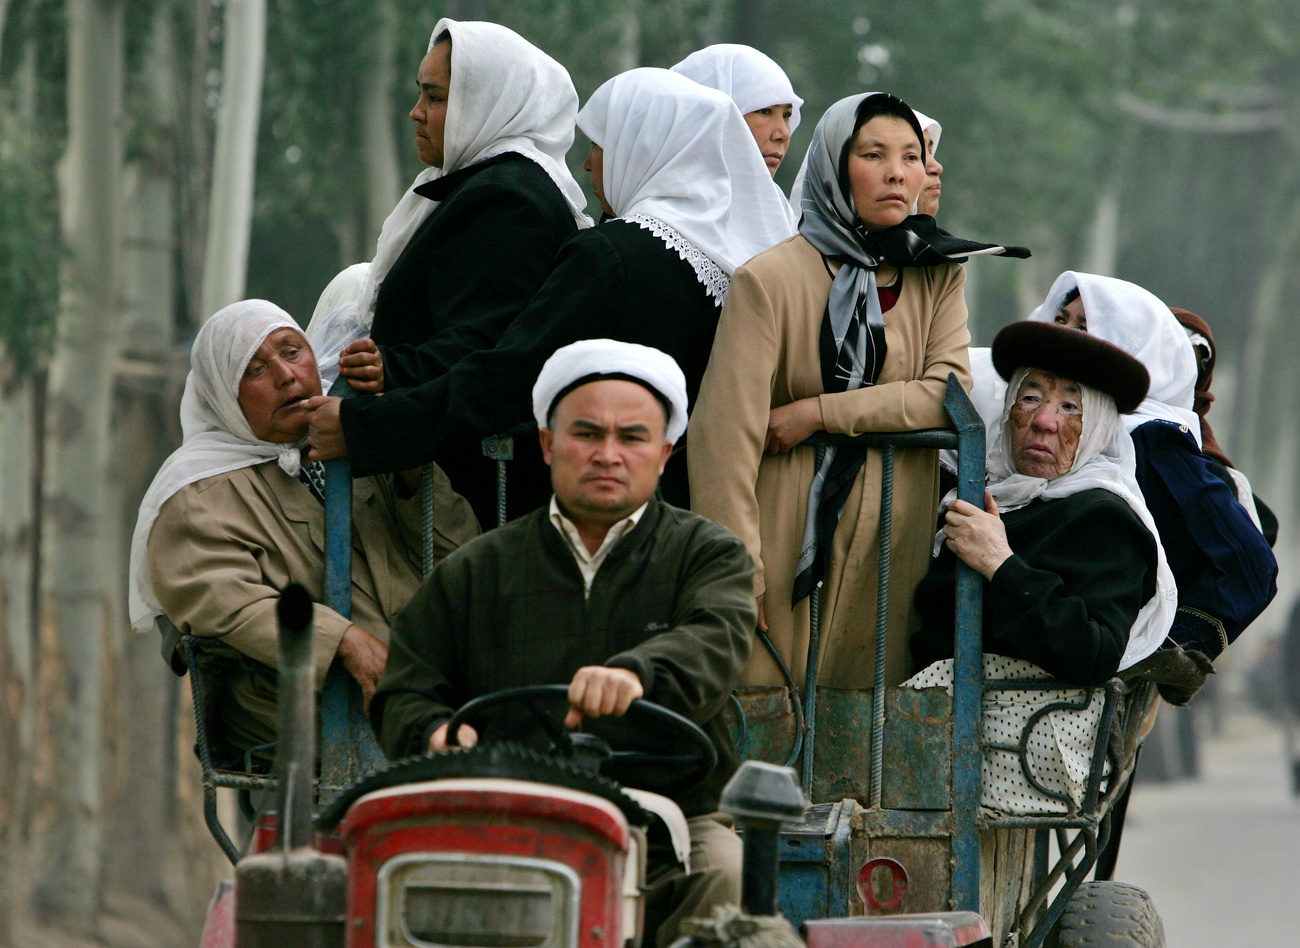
[1114,709,1300,947]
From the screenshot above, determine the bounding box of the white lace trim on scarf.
[623,213,730,307]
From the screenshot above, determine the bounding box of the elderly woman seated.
[128,300,478,763]
[906,321,1175,815]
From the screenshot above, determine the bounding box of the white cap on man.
[532,339,689,443]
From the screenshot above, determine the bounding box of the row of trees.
[0,1,1298,943]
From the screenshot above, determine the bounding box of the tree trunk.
[32,0,125,931]
[362,0,401,256]
[1084,186,1120,277]
[1230,190,1300,471]
[176,0,213,326]
[199,0,266,321]
[0,376,38,947]
[0,0,12,71]
[616,0,640,73]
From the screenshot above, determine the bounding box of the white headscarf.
[350,19,590,334]
[670,45,805,231]
[937,368,1176,669]
[670,43,803,131]
[1029,271,1201,445]
[532,339,689,444]
[576,68,795,280]
[305,263,370,390]
[128,300,313,633]
[911,109,942,153]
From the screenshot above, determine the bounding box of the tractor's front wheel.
[1053,881,1165,947]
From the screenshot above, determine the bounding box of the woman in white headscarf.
[1029,271,1276,680]
[672,44,803,172]
[131,300,476,759]
[910,109,943,217]
[690,92,1026,694]
[305,19,591,522]
[313,67,795,516]
[907,321,1173,815]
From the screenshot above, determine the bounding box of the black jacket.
[911,489,1158,687]
[340,153,578,522]
[371,500,756,817]
[344,218,722,513]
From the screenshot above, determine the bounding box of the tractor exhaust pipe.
[234,584,348,948]
[721,761,806,916]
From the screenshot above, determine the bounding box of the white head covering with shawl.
[1029,271,1201,446]
[532,339,689,444]
[306,19,591,369]
[670,44,805,230]
[128,300,313,633]
[576,67,795,301]
[670,43,804,130]
[937,368,1176,670]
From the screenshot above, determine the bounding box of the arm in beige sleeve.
[148,482,349,686]
[818,265,973,436]
[688,264,781,598]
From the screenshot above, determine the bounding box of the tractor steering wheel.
[445,684,717,796]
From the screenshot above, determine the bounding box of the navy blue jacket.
[1130,419,1277,658]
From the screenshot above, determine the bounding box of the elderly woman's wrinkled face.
[238,328,322,443]
[1053,295,1087,330]
[1009,370,1084,479]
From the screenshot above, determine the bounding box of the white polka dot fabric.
[903,655,1109,817]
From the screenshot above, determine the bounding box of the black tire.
[1054,881,1165,947]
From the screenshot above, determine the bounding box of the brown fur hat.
[992,321,1150,414]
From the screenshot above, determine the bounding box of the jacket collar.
[414,152,523,203]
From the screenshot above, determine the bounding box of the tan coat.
[689,235,971,689]
[150,462,479,685]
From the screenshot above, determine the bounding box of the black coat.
[340,153,579,524]
[343,218,722,515]
[371,500,756,817]
[910,489,1158,687]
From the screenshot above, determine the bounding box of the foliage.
[0,105,59,373]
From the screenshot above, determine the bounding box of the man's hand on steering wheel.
[564,666,644,728]
[428,721,480,754]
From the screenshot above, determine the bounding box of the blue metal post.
[318,380,388,799]
[945,373,987,911]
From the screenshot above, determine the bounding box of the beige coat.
[689,235,971,689]
[150,461,479,685]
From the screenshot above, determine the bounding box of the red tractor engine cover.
[339,777,631,948]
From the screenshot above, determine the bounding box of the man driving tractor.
[370,339,757,947]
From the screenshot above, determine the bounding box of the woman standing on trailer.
[305,19,590,527]
[321,68,794,512]
[689,92,1026,692]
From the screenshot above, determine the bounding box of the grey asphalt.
[1112,708,1300,947]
